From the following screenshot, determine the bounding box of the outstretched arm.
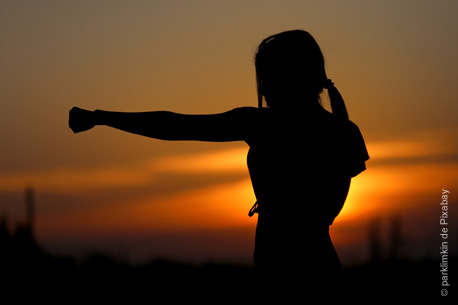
[69,107,251,142]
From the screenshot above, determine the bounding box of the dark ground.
[1,221,454,301]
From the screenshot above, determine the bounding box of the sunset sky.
[1,0,457,266]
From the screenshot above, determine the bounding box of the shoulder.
[228,106,270,122]
[345,120,365,139]
[342,120,370,162]
[343,120,362,134]
[231,106,264,114]
[232,106,272,117]
[228,107,270,145]
[325,113,361,133]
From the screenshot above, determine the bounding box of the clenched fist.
[69,107,96,133]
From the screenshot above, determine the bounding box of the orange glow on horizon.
[37,179,257,239]
[13,137,458,243]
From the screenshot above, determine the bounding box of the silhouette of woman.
[69,30,369,292]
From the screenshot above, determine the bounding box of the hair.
[255,30,349,120]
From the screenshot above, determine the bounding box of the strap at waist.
[248,201,259,217]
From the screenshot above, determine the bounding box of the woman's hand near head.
[69,107,96,133]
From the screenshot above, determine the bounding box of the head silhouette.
[255,30,326,109]
[255,30,349,120]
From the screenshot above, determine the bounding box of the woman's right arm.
[69,106,257,142]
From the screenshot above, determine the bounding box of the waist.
[251,199,336,226]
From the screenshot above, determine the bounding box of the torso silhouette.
[231,105,368,276]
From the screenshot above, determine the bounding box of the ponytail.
[324,78,349,121]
